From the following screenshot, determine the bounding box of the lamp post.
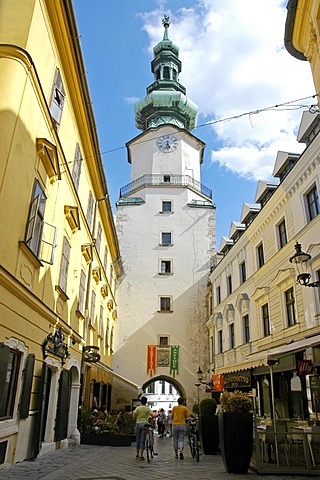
[289,242,320,288]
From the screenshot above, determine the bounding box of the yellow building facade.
[285,0,320,98]
[0,0,122,465]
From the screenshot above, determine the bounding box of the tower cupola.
[134,14,198,131]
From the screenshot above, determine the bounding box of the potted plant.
[219,390,253,474]
[199,397,219,455]
[80,408,133,446]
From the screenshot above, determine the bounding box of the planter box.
[199,415,219,455]
[219,412,253,474]
[80,433,132,446]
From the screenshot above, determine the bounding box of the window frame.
[216,285,221,305]
[161,232,172,246]
[262,303,270,337]
[159,259,172,274]
[161,201,172,213]
[229,323,235,349]
[285,287,296,327]
[227,274,232,295]
[25,180,47,257]
[0,348,21,420]
[257,242,265,269]
[77,270,86,315]
[305,184,320,222]
[49,68,65,128]
[242,314,250,343]
[217,330,223,354]
[72,144,82,191]
[277,219,288,249]
[239,260,246,284]
[58,236,71,294]
[159,296,172,312]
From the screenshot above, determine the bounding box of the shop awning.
[215,334,320,375]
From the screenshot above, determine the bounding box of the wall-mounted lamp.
[289,242,320,288]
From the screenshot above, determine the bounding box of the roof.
[255,180,278,203]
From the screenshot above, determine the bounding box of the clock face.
[156,134,178,152]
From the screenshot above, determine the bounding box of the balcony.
[119,174,212,199]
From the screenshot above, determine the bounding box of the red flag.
[147,345,156,376]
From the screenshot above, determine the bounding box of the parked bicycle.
[187,418,200,462]
[144,423,156,462]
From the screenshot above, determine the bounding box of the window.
[160,296,171,312]
[243,315,250,343]
[262,303,270,337]
[229,323,235,349]
[158,336,169,347]
[161,232,172,245]
[87,191,94,231]
[163,175,171,182]
[77,270,86,315]
[161,380,166,394]
[257,243,265,268]
[103,246,108,273]
[285,287,296,327]
[227,275,232,295]
[90,291,96,326]
[25,180,46,257]
[160,260,172,274]
[161,201,172,213]
[98,306,104,337]
[169,384,173,394]
[218,330,223,354]
[147,383,155,394]
[240,261,246,284]
[0,347,20,420]
[305,185,319,221]
[216,286,221,305]
[49,68,65,128]
[278,219,287,249]
[105,318,110,348]
[110,326,114,352]
[208,294,213,317]
[58,237,71,294]
[95,223,102,255]
[72,144,82,191]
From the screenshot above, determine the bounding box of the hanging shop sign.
[297,359,313,376]
[223,370,251,389]
[42,328,70,364]
[212,374,224,392]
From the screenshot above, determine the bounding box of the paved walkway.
[0,434,314,480]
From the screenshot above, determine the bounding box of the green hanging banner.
[170,345,179,377]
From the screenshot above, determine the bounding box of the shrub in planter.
[199,397,219,455]
[219,390,253,474]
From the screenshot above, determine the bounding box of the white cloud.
[141,0,316,180]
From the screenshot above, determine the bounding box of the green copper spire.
[134,15,198,131]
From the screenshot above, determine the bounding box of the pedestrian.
[132,396,154,461]
[158,408,166,437]
[172,397,195,459]
[167,409,173,436]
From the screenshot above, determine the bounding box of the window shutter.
[0,344,10,414]
[54,369,71,441]
[19,354,35,419]
[25,194,41,243]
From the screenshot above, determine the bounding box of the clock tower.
[113,16,216,407]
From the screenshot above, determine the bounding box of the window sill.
[157,310,173,313]
[159,211,174,214]
[55,285,69,301]
[158,272,173,276]
[18,241,43,268]
[159,243,173,247]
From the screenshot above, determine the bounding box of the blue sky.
[73,0,315,247]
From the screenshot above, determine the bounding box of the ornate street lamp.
[289,242,320,288]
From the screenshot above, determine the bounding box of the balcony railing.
[120,174,212,199]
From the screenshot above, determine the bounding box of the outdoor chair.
[309,425,320,468]
[261,424,289,466]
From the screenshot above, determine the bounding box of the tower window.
[163,175,171,183]
[163,66,170,79]
[160,296,172,312]
[161,232,172,245]
[161,201,172,213]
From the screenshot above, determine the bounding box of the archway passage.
[141,375,187,414]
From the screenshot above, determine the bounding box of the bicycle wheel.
[149,432,154,458]
[190,435,196,458]
[145,436,150,462]
[188,431,193,457]
[194,434,200,462]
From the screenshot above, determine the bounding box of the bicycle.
[144,423,155,462]
[187,418,200,462]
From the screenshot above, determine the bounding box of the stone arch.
[235,293,250,313]
[223,303,235,323]
[141,374,186,400]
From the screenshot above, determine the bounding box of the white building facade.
[113,16,215,409]
[207,110,320,419]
